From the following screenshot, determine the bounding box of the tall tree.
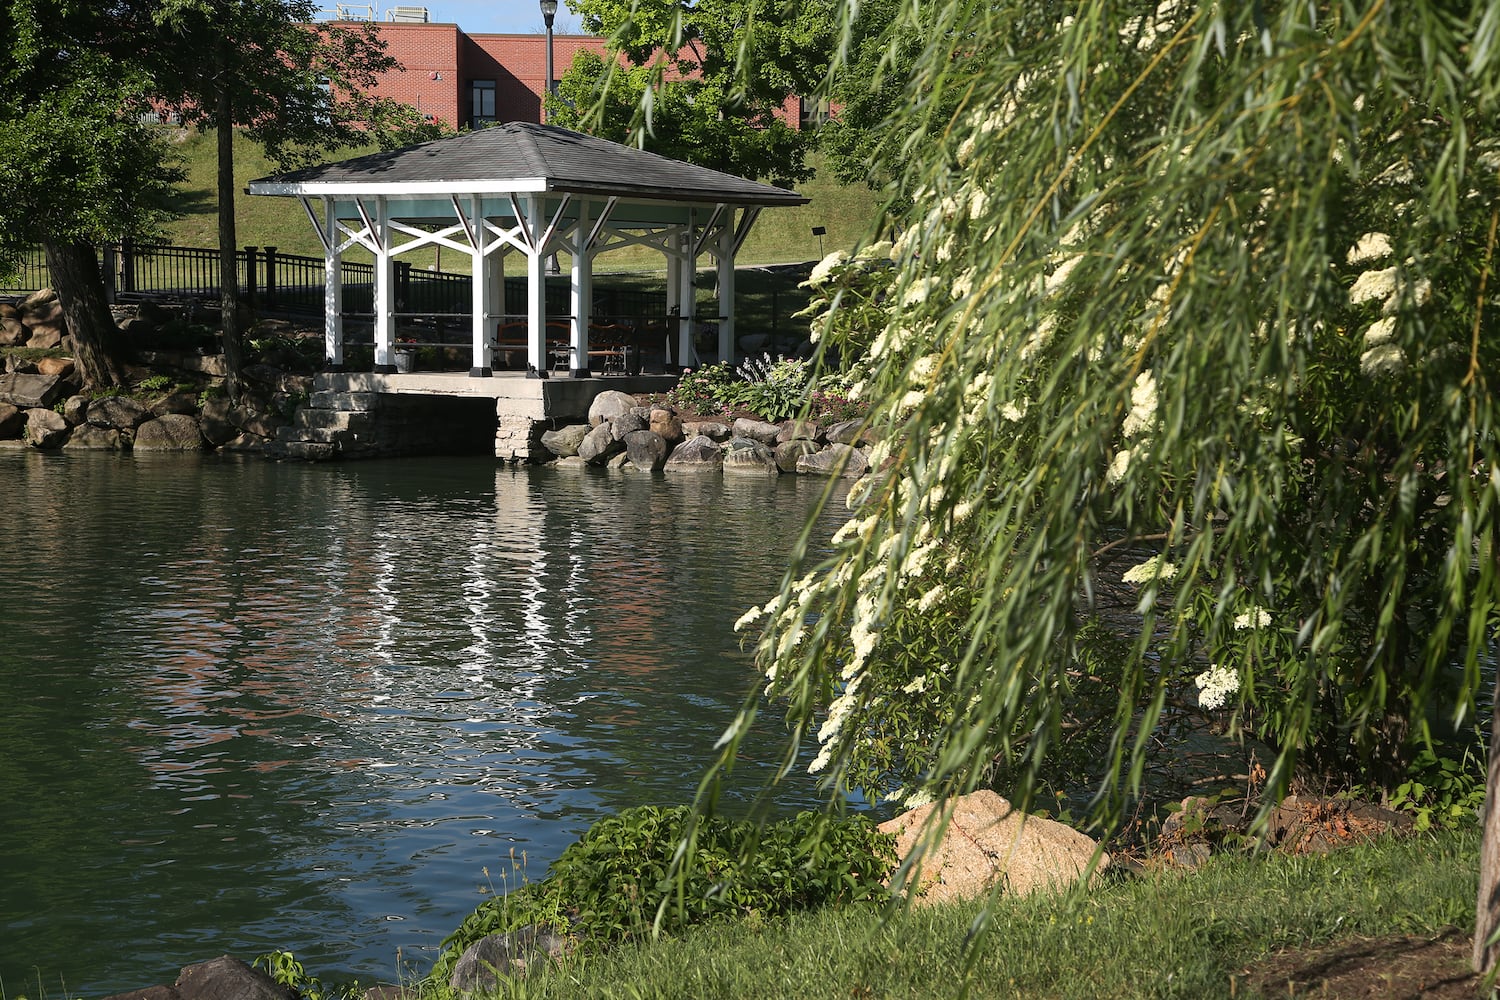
[552,0,835,187]
[716,0,1500,973]
[0,1,182,388]
[148,0,433,399]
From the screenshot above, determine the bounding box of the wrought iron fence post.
[243,246,258,306]
[101,245,118,303]
[121,238,136,294]
[263,246,278,309]
[396,260,411,311]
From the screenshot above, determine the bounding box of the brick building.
[351,19,608,128]
[329,14,815,131]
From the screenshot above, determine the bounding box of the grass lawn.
[159,128,883,271]
[151,127,876,347]
[393,827,1479,1000]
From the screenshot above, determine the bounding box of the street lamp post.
[540,0,558,124]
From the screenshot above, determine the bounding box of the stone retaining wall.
[532,389,874,479]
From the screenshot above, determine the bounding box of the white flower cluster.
[1122,370,1159,438]
[1232,606,1271,630]
[1122,554,1177,584]
[1194,664,1239,710]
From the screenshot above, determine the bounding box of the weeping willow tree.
[687,0,1500,974]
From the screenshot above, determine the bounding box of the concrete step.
[310,390,381,411]
[278,440,339,461]
[276,426,353,445]
[296,409,373,433]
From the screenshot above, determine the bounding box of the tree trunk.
[1474,666,1500,973]
[216,82,246,402]
[41,240,126,389]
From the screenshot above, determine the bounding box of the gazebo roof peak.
[249,122,808,207]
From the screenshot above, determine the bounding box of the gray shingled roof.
[249,122,808,207]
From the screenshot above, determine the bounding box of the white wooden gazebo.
[248,123,808,378]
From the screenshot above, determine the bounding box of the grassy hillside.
[159,127,884,272]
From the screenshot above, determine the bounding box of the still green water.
[0,451,848,995]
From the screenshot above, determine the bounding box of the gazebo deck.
[323,369,678,417]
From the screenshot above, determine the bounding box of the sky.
[331,1,587,35]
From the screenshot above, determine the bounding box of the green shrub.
[430,806,895,983]
[669,362,736,415]
[136,374,173,393]
[721,355,812,422]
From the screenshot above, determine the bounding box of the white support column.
[569,200,592,378]
[526,195,547,378]
[665,244,681,369]
[323,198,345,369]
[468,196,492,377]
[678,211,698,369]
[717,211,735,364]
[372,197,396,373]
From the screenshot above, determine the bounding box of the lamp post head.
[540,0,558,27]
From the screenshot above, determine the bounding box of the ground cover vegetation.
[698,0,1500,977]
[235,826,1478,999]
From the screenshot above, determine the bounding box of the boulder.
[682,420,731,442]
[449,927,569,992]
[0,402,22,438]
[606,450,630,470]
[649,407,683,443]
[63,424,124,450]
[796,443,869,478]
[24,407,69,448]
[118,315,157,337]
[0,316,27,346]
[623,429,670,471]
[151,390,201,416]
[35,357,76,379]
[1264,795,1414,854]
[198,397,237,447]
[577,422,624,465]
[25,325,64,350]
[61,393,89,425]
[540,423,590,458]
[18,287,57,312]
[824,418,870,447]
[731,417,782,446]
[89,395,150,430]
[664,434,725,470]
[609,409,649,439]
[587,389,638,426]
[0,372,66,408]
[134,413,205,451]
[722,439,779,475]
[174,956,295,1000]
[775,438,820,473]
[777,418,820,443]
[878,790,1107,904]
[21,298,63,328]
[230,404,283,439]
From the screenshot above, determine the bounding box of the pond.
[0,451,851,995]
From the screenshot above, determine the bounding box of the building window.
[471,80,497,126]
[798,96,830,130]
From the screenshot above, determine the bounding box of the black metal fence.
[1,243,667,324]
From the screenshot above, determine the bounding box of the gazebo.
[248,123,809,378]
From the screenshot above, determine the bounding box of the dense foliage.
[668,355,866,425]
[716,0,1500,892]
[551,0,835,187]
[431,805,895,982]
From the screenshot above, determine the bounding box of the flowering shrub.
[716,2,1500,826]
